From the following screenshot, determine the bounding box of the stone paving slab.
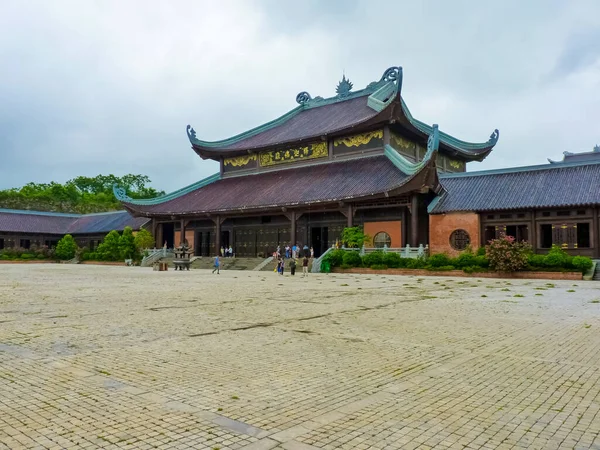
[1,265,600,449]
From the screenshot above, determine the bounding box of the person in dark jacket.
[289,258,296,276]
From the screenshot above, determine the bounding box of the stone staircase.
[189,257,265,271]
[593,261,600,281]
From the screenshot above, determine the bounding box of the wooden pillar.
[290,211,297,245]
[157,222,164,248]
[215,215,221,255]
[180,218,186,245]
[593,207,600,258]
[411,195,419,247]
[152,219,159,248]
[530,211,537,253]
[347,204,353,228]
[401,208,407,247]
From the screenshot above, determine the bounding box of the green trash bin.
[321,260,331,273]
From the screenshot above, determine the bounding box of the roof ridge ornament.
[186,124,197,143]
[380,66,402,84]
[487,129,500,145]
[113,184,132,202]
[594,144,600,153]
[296,91,312,105]
[336,74,353,97]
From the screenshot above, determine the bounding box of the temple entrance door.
[162,223,175,248]
[311,226,328,257]
[201,231,211,256]
[221,231,230,251]
[195,231,202,256]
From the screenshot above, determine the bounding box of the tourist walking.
[289,258,296,276]
[302,256,309,277]
[303,244,309,258]
[228,246,233,257]
[310,246,314,258]
[292,243,298,259]
[279,257,285,275]
[285,245,290,258]
[212,255,220,274]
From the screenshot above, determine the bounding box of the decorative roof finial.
[296,91,312,105]
[186,124,197,143]
[487,129,500,145]
[336,74,353,97]
[594,144,600,153]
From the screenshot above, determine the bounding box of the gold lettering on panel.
[333,130,383,147]
[259,142,328,167]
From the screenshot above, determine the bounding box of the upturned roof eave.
[397,98,499,161]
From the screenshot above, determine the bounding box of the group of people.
[275,244,314,259]
[274,243,313,277]
[219,246,233,257]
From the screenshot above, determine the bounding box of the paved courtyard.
[1,265,600,450]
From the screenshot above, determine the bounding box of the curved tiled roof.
[121,156,413,216]
[187,66,498,160]
[0,209,149,235]
[430,160,600,213]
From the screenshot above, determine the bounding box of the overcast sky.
[1,0,599,193]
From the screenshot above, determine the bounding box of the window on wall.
[449,229,470,251]
[505,225,528,242]
[484,226,496,243]
[20,239,31,249]
[540,224,552,248]
[373,232,391,248]
[577,223,590,248]
[0,238,4,250]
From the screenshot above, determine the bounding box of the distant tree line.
[0,174,165,213]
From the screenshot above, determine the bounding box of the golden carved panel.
[333,130,383,147]
[259,142,328,167]
[390,133,415,150]
[223,154,257,167]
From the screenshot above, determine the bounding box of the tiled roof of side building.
[0,209,149,235]
[187,66,499,160]
[430,160,600,214]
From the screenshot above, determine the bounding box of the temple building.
[0,209,148,251]
[114,66,501,257]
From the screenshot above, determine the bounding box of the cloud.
[0,0,599,193]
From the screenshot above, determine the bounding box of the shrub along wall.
[323,244,592,276]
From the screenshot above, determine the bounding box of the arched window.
[450,229,470,251]
[373,231,391,248]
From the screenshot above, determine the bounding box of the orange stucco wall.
[429,212,480,256]
[363,221,401,248]
[174,230,195,250]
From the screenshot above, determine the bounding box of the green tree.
[96,230,121,261]
[134,228,155,251]
[0,174,165,213]
[118,226,137,259]
[55,234,78,260]
[341,227,370,248]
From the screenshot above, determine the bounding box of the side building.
[0,209,149,251]
[115,66,499,257]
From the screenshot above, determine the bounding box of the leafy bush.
[362,251,384,267]
[476,246,486,256]
[430,265,455,271]
[486,236,531,272]
[474,255,489,268]
[20,253,35,260]
[340,263,353,270]
[405,258,426,269]
[383,252,402,268]
[370,264,388,270]
[55,234,78,260]
[119,226,137,260]
[323,249,345,267]
[134,228,155,251]
[463,266,485,274]
[96,230,122,261]
[572,256,593,273]
[427,253,452,268]
[543,245,569,268]
[528,254,545,268]
[342,251,362,267]
[341,227,370,248]
[454,252,478,268]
